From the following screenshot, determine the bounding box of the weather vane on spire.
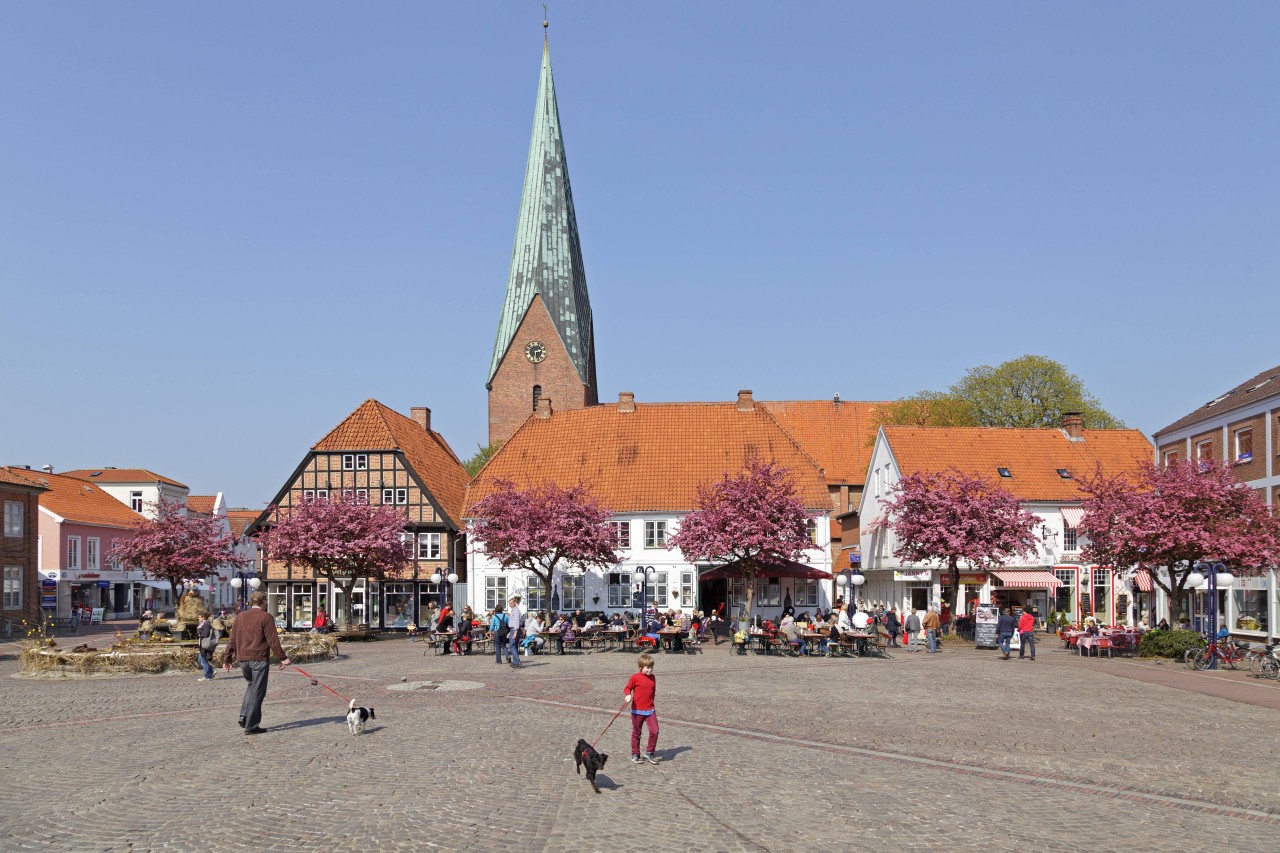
[543,4,549,41]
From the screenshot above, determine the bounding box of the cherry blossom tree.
[258,494,411,627]
[110,500,248,605]
[1078,459,1280,620]
[881,469,1039,611]
[468,480,619,609]
[669,457,814,625]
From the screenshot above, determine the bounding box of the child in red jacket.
[623,653,660,765]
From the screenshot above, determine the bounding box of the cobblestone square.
[2,630,1277,853]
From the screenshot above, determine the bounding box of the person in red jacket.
[623,653,661,765]
[1018,607,1037,660]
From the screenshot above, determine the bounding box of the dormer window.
[1057,469,1071,479]
[997,468,1012,478]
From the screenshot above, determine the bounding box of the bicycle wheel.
[1184,648,1203,670]
[1194,649,1216,671]
[1247,652,1267,677]
[1262,655,1280,680]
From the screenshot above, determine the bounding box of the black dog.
[574,738,608,793]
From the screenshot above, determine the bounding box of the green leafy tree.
[463,441,503,477]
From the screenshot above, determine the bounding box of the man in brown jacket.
[922,606,942,654]
[224,590,291,734]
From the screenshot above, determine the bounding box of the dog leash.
[286,663,352,704]
[591,701,629,749]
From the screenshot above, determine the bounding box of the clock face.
[524,341,547,363]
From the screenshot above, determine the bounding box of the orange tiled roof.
[465,401,830,514]
[62,468,188,489]
[16,470,144,528]
[226,509,261,538]
[312,400,470,527]
[762,400,889,485]
[0,468,48,490]
[881,426,1153,502]
[187,496,216,515]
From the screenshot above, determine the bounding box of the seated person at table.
[572,610,588,630]
[522,611,546,656]
[609,612,626,629]
[435,605,454,638]
[1083,616,1099,636]
[452,606,477,654]
[636,616,661,650]
[550,613,573,655]
[1156,618,1170,631]
[780,612,805,655]
[679,609,694,646]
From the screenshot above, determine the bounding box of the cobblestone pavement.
[1,632,1278,853]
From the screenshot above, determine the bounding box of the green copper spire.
[487,41,596,390]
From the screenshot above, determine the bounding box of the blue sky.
[3,3,1278,508]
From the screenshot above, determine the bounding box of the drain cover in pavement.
[387,680,484,692]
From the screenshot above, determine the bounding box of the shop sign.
[955,572,987,585]
[40,579,57,609]
[77,573,100,580]
[96,580,111,589]
[894,569,932,582]
[974,603,999,649]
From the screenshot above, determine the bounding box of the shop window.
[607,572,633,608]
[290,585,314,628]
[1232,588,1268,633]
[267,583,287,627]
[383,583,413,628]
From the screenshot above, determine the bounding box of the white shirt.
[851,611,871,630]
[836,609,853,635]
[508,604,523,631]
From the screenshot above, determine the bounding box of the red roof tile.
[465,401,830,514]
[15,470,144,528]
[0,468,47,490]
[881,426,1153,502]
[762,400,888,485]
[62,468,187,489]
[186,496,216,515]
[312,400,470,527]
[226,510,261,538]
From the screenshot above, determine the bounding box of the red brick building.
[1,468,48,627]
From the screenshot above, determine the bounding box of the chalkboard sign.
[974,604,999,649]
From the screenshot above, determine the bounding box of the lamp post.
[1184,562,1234,669]
[633,565,656,626]
[228,574,260,610]
[836,566,865,613]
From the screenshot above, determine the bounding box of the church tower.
[487,33,598,446]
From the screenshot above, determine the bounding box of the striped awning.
[990,570,1063,590]
[1060,506,1085,527]
[1134,569,1154,592]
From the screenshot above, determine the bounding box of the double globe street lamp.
[430,570,460,609]
[633,565,657,625]
[228,574,260,610]
[1183,561,1235,669]
[835,567,865,613]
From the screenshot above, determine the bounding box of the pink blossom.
[110,500,248,602]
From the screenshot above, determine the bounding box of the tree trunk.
[743,565,757,628]
[541,571,556,618]
[332,576,356,627]
[947,559,960,612]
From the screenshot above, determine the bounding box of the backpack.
[494,613,510,643]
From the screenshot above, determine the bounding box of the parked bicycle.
[1245,642,1279,680]
[1187,636,1249,671]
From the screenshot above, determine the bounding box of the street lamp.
[228,574,261,609]
[632,565,657,626]
[836,567,865,613]
[1187,561,1234,669]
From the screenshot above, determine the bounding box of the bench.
[334,626,375,641]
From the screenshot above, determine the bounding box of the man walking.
[507,596,524,669]
[223,590,290,734]
[996,606,1017,660]
[1018,606,1037,660]
[922,606,941,654]
[904,608,922,652]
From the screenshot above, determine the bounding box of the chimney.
[1062,412,1084,440]
[736,389,754,412]
[617,391,635,413]
[410,406,431,432]
[536,396,554,419]
[41,464,53,473]
[833,392,841,405]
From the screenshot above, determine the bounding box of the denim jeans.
[196,649,214,678]
[508,632,521,665]
[495,634,506,663]
[927,629,939,653]
[1019,630,1036,658]
[998,633,1012,655]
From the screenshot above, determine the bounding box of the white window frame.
[485,575,508,613]
[649,572,668,608]
[527,579,547,613]
[129,491,143,512]
[677,570,695,608]
[793,578,819,608]
[560,574,587,611]
[355,454,368,470]
[315,489,328,501]
[1196,440,1214,462]
[3,501,22,538]
[755,576,782,607]
[607,572,633,608]
[86,537,99,571]
[806,518,818,545]
[611,521,631,549]
[342,454,355,471]
[1062,524,1078,552]
[644,520,667,549]
[3,566,21,610]
[396,488,408,504]
[417,532,441,560]
[1235,428,1254,463]
[382,489,395,504]
[355,489,368,503]
[67,536,81,571]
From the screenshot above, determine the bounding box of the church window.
[532,385,542,413]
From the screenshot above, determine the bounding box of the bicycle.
[1245,642,1279,679]
[1189,636,1248,671]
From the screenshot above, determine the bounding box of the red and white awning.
[1060,506,1085,527]
[990,570,1063,590]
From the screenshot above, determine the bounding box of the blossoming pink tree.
[258,494,411,627]
[110,500,248,605]
[881,469,1039,612]
[1078,459,1280,621]
[669,457,813,625]
[468,480,619,610]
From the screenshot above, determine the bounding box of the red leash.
[286,663,352,704]
[592,701,629,749]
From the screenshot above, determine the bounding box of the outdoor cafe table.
[657,627,686,651]
[430,631,455,655]
[601,628,628,651]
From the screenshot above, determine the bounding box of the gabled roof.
[311,399,470,527]
[465,400,830,514]
[487,42,595,390]
[226,510,261,538]
[762,400,889,485]
[880,426,1153,502]
[1154,364,1280,437]
[186,496,216,515]
[19,470,144,528]
[0,467,48,491]
[62,468,188,489]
